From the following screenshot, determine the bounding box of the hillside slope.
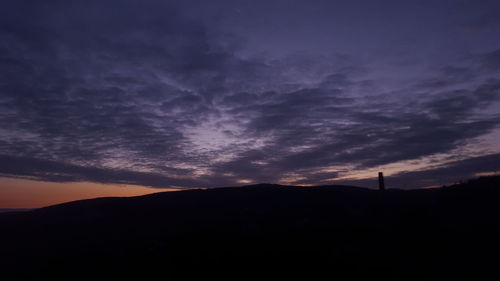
[1,177,499,280]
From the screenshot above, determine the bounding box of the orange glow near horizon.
[0,177,177,209]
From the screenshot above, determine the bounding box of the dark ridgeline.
[1,176,500,281]
[378,172,385,190]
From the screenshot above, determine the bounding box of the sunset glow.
[0,178,169,208]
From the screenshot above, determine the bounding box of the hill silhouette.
[1,176,500,280]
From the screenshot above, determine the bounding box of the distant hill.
[1,177,499,281]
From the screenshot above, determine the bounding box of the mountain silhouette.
[1,176,499,280]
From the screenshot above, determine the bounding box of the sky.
[1,0,500,207]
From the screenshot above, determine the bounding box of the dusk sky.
[1,0,500,207]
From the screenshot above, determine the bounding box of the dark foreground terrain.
[1,176,500,280]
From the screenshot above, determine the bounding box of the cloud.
[391,153,500,187]
[416,66,478,90]
[337,153,500,189]
[211,76,500,183]
[0,155,200,188]
[0,0,499,188]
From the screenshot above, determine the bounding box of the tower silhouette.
[378,172,385,191]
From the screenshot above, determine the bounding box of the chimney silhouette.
[378,172,385,191]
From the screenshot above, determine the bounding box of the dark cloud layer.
[1,0,500,189]
[0,155,197,188]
